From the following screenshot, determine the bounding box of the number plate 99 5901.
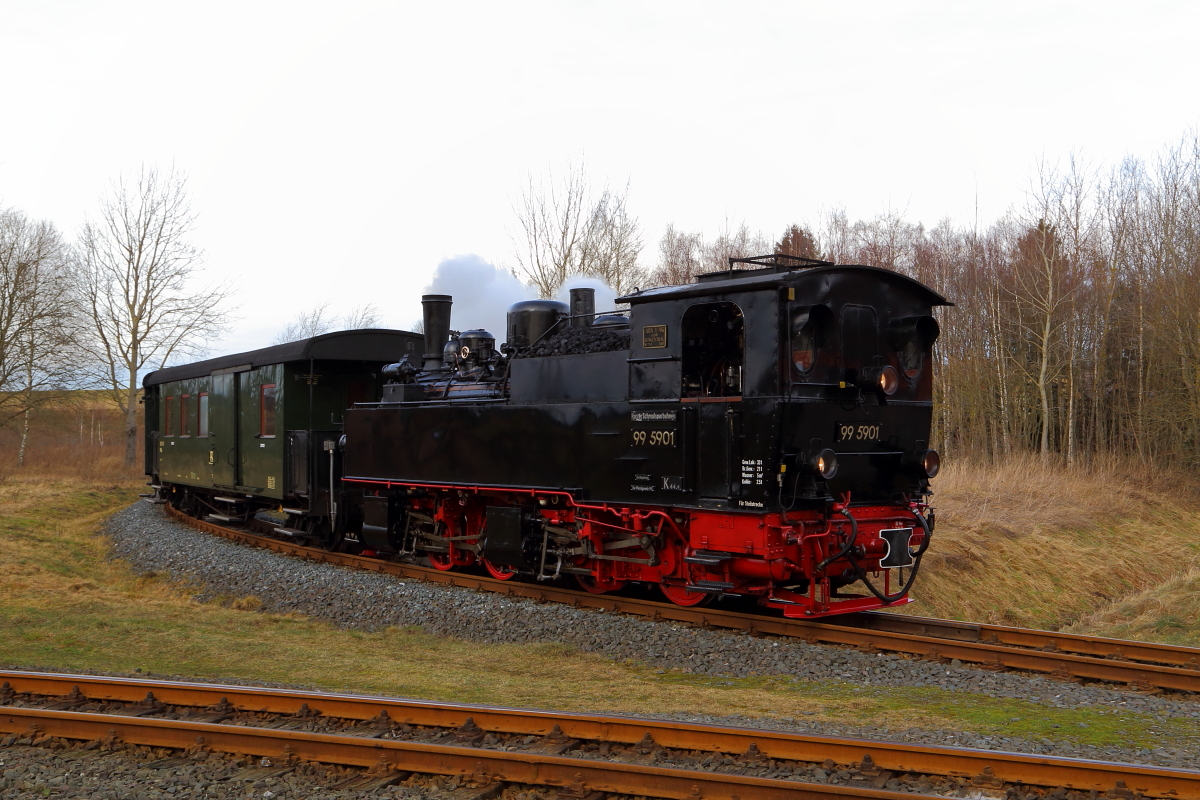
[837,422,882,443]
[632,430,676,447]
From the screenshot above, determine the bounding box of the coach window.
[164,396,175,437]
[681,302,744,398]
[181,394,193,437]
[198,393,209,438]
[260,384,277,437]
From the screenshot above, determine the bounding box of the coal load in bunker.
[143,254,949,617]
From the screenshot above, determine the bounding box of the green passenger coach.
[142,329,422,534]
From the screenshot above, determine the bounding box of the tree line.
[7,135,1200,473]
[513,134,1200,468]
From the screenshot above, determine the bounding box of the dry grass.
[909,454,1200,631]
[1,474,1193,749]
[1062,567,1200,646]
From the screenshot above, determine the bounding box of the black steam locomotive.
[145,254,948,617]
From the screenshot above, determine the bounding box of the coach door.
[208,371,241,488]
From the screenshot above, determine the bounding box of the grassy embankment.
[0,451,1197,752]
[915,455,1200,645]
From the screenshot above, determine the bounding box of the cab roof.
[618,263,952,307]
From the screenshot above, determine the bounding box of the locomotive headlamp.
[857,365,899,395]
[903,448,941,479]
[921,449,941,478]
[803,448,838,480]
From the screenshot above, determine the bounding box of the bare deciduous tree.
[77,165,234,467]
[0,209,78,464]
[271,303,383,345]
[510,162,644,298]
[585,183,646,295]
[702,219,771,273]
[511,163,592,299]
[343,303,382,331]
[650,224,705,286]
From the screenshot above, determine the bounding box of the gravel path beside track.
[90,502,1200,770]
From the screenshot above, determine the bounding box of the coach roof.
[142,329,420,388]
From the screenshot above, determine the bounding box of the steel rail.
[0,706,909,800]
[161,505,1200,694]
[3,671,1198,799]
[839,613,1200,669]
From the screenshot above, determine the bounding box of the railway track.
[162,504,1200,695]
[3,670,1197,799]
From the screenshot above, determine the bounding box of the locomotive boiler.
[145,254,947,618]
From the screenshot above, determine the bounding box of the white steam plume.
[420,254,530,344]
[419,255,622,346]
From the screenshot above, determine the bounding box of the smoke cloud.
[421,255,530,343]
[420,255,622,345]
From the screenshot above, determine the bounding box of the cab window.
[790,305,832,381]
[888,316,940,383]
[791,315,815,374]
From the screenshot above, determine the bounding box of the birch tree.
[77,165,234,467]
[0,209,77,462]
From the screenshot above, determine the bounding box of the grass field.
[909,455,1200,643]
[0,467,1196,754]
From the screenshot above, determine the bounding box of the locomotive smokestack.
[421,294,453,371]
[569,287,595,328]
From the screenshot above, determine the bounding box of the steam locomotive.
[144,254,948,617]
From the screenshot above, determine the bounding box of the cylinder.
[569,287,595,328]
[421,294,453,371]
[506,300,568,348]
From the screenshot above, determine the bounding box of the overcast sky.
[3,1,1198,358]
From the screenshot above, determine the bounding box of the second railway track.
[162,504,1200,696]
[3,670,1199,799]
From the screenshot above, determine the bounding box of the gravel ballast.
[85,502,1200,770]
[0,742,533,799]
